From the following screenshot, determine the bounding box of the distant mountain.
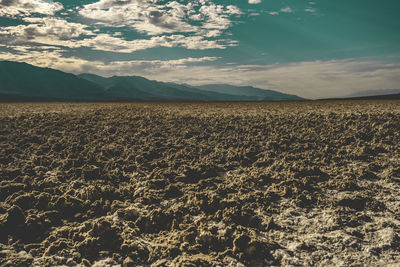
[0,61,305,102]
[346,89,400,98]
[79,74,155,100]
[78,73,115,89]
[354,93,400,100]
[330,94,400,100]
[80,74,202,100]
[0,61,107,100]
[319,88,400,101]
[78,74,284,101]
[194,84,304,101]
[320,93,400,101]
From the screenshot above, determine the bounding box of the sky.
[0,0,399,98]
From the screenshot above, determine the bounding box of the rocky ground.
[0,101,400,266]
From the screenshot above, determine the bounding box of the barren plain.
[1,101,400,266]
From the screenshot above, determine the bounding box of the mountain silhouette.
[346,89,400,98]
[1,61,304,101]
[0,61,107,101]
[78,74,281,101]
[194,84,304,100]
[323,94,400,101]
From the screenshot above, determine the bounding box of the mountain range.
[0,61,304,102]
[346,89,400,98]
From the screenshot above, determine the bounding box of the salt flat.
[0,101,399,266]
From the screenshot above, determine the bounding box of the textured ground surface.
[0,101,400,266]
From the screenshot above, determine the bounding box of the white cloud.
[0,17,93,48]
[0,0,63,17]
[0,16,235,52]
[199,3,242,31]
[22,17,91,39]
[280,7,294,13]
[78,0,197,35]
[0,0,243,54]
[268,11,279,15]
[78,0,242,37]
[248,0,262,4]
[76,34,230,53]
[0,49,219,76]
[304,8,316,13]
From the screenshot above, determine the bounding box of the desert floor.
[1,101,400,266]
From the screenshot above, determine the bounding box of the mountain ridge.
[0,61,107,100]
[0,60,305,101]
[194,84,301,100]
[346,88,400,98]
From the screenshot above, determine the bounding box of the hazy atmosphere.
[1,0,399,98]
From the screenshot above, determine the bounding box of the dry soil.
[0,101,400,266]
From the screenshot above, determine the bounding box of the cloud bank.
[1,46,398,99]
[0,0,63,17]
[0,0,243,54]
[78,0,242,36]
[248,0,262,4]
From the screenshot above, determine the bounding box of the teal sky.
[0,0,399,98]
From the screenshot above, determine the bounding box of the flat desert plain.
[1,101,400,266]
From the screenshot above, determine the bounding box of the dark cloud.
[23,27,40,40]
[148,10,178,31]
[114,0,132,5]
[0,0,19,7]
